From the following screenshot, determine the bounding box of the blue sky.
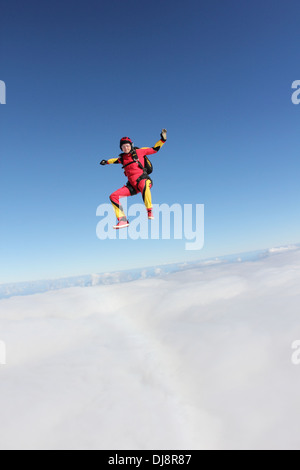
[1,0,300,283]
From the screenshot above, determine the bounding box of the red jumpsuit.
[108,138,166,220]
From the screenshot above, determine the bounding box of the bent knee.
[109,188,119,198]
[109,193,118,203]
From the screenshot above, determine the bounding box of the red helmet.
[120,136,133,149]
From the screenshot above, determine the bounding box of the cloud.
[268,245,299,253]
[0,247,300,449]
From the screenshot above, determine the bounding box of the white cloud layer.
[1,246,300,450]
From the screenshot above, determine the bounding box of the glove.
[160,129,167,141]
[100,160,108,166]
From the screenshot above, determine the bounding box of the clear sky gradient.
[1,0,300,283]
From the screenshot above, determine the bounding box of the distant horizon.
[1,242,299,297]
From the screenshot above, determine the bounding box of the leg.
[109,185,132,220]
[138,179,153,218]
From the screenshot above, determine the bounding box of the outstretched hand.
[100,160,108,166]
[161,129,167,141]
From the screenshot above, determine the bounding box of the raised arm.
[140,129,167,156]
